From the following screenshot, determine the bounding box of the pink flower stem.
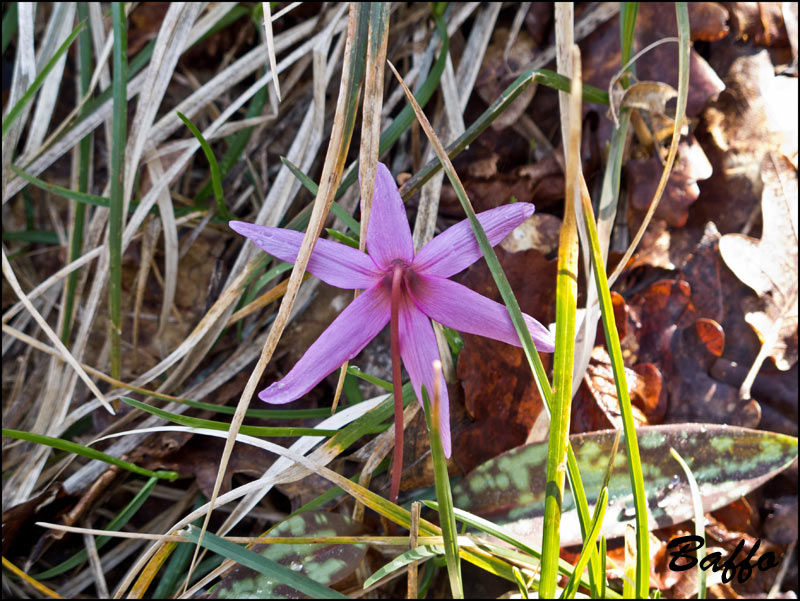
[389,264,404,506]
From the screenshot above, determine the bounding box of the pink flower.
[230,163,554,457]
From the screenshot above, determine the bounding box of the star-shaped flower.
[230,163,554,458]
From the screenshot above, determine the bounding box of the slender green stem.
[61,2,93,344]
[109,4,127,381]
[540,48,582,595]
[423,388,462,598]
[579,174,649,596]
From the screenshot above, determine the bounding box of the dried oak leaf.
[719,153,798,372]
[696,50,798,233]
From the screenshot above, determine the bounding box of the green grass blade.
[422,389,462,598]
[165,398,332,420]
[34,476,158,579]
[347,365,393,391]
[1,2,17,55]
[670,448,706,599]
[578,112,650,601]
[620,3,639,77]
[2,230,60,244]
[363,546,444,588]
[2,20,84,138]
[194,82,269,206]
[61,1,94,345]
[180,526,349,599]
[512,565,531,599]
[534,69,609,104]
[176,111,233,221]
[423,501,597,590]
[561,487,609,599]
[280,156,361,234]
[325,228,360,249]
[540,51,582,596]
[152,494,207,598]
[600,536,608,598]
[108,4,127,381]
[2,429,178,480]
[11,166,110,207]
[119,397,339,437]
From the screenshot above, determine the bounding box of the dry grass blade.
[1,2,35,192]
[262,2,281,102]
[359,2,390,247]
[20,3,76,159]
[1,249,112,414]
[83,530,109,598]
[123,3,203,218]
[147,159,178,342]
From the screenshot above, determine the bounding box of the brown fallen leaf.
[725,1,792,47]
[580,2,726,146]
[475,27,539,131]
[627,137,713,227]
[452,246,556,474]
[697,50,798,233]
[719,153,798,399]
[571,345,662,433]
[628,277,760,428]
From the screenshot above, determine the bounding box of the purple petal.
[230,221,382,289]
[408,274,555,352]
[412,203,535,277]
[397,293,451,457]
[364,163,414,270]
[259,283,391,404]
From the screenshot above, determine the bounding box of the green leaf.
[2,20,85,138]
[452,425,798,546]
[176,111,233,220]
[119,397,339,438]
[2,429,178,481]
[210,512,365,599]
[180,525,349,599]
[364,546,443,589]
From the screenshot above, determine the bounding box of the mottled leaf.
[210,512,366,599]
[453,424,797,547]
